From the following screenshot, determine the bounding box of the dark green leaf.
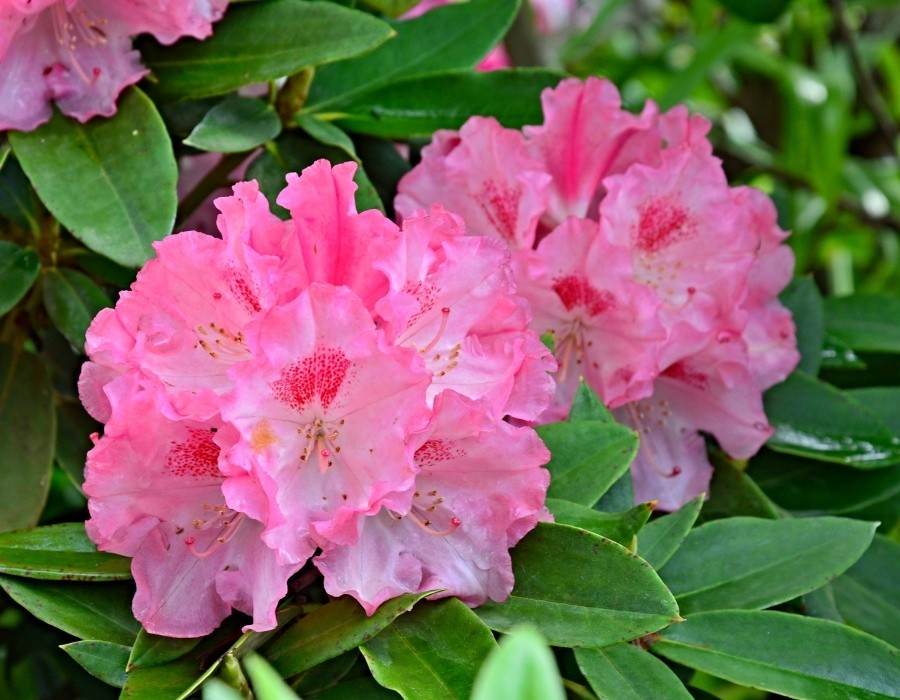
[296,115,359,162]
[128,629,201,670]
[779,277,824,376]
[475,523,679,647]
[332,69,565,139]
[358,0,420,17]
[184,96,282,153]
[546,499,652,546]
[9,88,177,267]
[0,345,55,532]
[141,0,394,100]
[764,370,900,468]
[42,268,111,353]
[820,333,865,369]
[824,295,900,354]
[361,598,498,700]
[472,627,565,700]
[595,470,634,513]
[0,157,38,230]
[311,678,400,700]
[0,522,130,581]
[0,242,39,316]
[716,0,793,23]
[307,0,520,112]
[575,644,693,700]
[0,577,139,645]
[121,656,207,700]
[652,610,900,700]
[61,641,130,688]
[699,460,780,521]
[659,516,876,613]
[848,388,900,435]
[265,592,431,679]
[638,495,704,570]
[55,402,99,490]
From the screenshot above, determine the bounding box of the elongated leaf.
[307,0,520,112]
[42,268,111,352]
[0,157,38,230]
[699,460,780,521]
[185,96,282,153]
[311,678,400,699]
[61,641,130,688]
[824,295,900,354]
[780,277,824,376]
[475,523,679,647]
[361,598,498,700]
[0,522,130,581]
[659,516,876,613]
[9,88,177,267]
[637,495,704,570]
[0,576,139,645]
[546,499,652,546]
[122,656,208,700]
[568,381,615,423]
[652,610,900,700]
[141,0,394,100]
[716,0,793,22]
[128,629,201,670]
[244,654,298,700]
[359,0,420,17]
[820,333,866,369]
[333,69,565,139]
[832,535,900,647]
[472,627,565,700]
[575,644,693,700]
[849,388,900,435]
[55,402,98,490]
[0,345,55,532]
[0,242,39,317]
[763,371,900,468]
[265,592,431,678]
[296,115,359,162]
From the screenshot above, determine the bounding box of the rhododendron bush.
[0,1,898,699]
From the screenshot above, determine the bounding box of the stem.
[504,2,543,67]
[277,68,315,125]
[175,152,250,228]
[563,679,599,700]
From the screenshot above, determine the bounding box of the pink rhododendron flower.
[81,159,553,635]
[0,0,228,132]
[396,77,800,510]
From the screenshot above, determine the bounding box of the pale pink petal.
[106,0,228,44]
[743,300,800,390]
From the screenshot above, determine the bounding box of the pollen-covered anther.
[419,307,451,355]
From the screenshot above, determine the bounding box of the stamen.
[419,307,451,356]
[406,509,461,537]
[188,512,244,558]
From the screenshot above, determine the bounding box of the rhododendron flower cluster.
[396,77,800,511]
[79,160,554,637]
[0,0,229,132]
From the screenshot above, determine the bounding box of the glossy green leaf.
[537,420,638,507]
[291,650,358,697]
[659,516,876,613]
[0,242,39,317]
[184,96,282,153]
[265,591,431,678]
[763,370,900,468]
[128,629,201,670]
[61,641,130,688]
[0,577,139,645]
[475,523,679,647]
[820,333,866,369]
[42,268,111,353]
[824,295,900,354]
[122,656,207,700]
[244,654,298,700]
[653,610,900,700]
[307,0,520,112]
[575,644,693,700]
[638,495,704,570]
[472,627,565,700]
[0,345,55,532]
[140,0,394,100]
[716,0,793,23]
[831,535,900,648]
[780,277,824,376]
[361,598,498,700]
[849,388,900,435]
[333,69,565,139]
[568,381,615,423]
[0,522,130,581]
[9,88,177,267]
[546,499,653,546]
[296,115,359,162]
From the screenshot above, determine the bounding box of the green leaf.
[361,598,498,700]
[764,370,900,468]
[638,495,704,570]
[310,678,400,700]
[0,345,55,532]
[296,115,359,162]
[568,381,615,423]
[537,420,638,507]
[699,460,780,521]
[55,402,98,490]
[831,535,900,648]
[358,0,420,17]
[0,522,130,581]
[184,96,282,153]
[0,157,38,231]
[652,610,900,700]
[849,388,900,435]
[41,268,111,353]
[824,295,900,354]
[61,641,130,688]
[244,654,299,700]
[0,242,39,317]
[128,629,201,670]
[307,0,520,112]
[716,0,793,23]
[546,499,653,546]
[779,277,824,376]
[9,88,177,267]
[331,69,565,139]
[658,516,876,614]
[575,644,693,700]
[265,592,431,678]
[140,0,394,100]
[122,656,208,700]
[472,627,565,700]
[821,333,865,369]
[0,577,139,645]
[202,679,243,700]
[475,523,679,647]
